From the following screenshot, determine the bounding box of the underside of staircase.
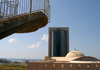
[0,11,48,39]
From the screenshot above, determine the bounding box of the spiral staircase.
[0,0,50,39]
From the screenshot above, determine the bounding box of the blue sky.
[0,0,100,59]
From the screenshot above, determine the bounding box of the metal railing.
[0,0,50,22]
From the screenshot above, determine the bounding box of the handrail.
[3,0,19,8]
[0,0,50,22]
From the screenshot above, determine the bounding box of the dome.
[66,50,85,57]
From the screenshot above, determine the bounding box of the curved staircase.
[0,0,50,39]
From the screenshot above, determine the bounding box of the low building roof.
[52,57,80,61]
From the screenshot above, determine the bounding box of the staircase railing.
[0,0,50,22]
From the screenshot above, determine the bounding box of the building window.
[37,64,38,67]
[61,64,64,68]
[96,64,98,67]
[53,64,55,67]
[70,64,72,67]
[75,57,99,61]
[45,64,47,67]
[79,64,81,68]
[87,64,90,68]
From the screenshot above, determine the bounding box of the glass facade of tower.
[49,27,69,57]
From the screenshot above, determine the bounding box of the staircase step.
[0,22,4,26]
[21,16,28,23]
[3,22,11,30]
[0,11,48,39]
[10,19,18,27]
[0,26,3,32]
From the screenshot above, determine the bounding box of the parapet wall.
[28,62,100,70]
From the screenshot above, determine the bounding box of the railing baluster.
[3,0,5,17]
[0,0,2,16]
[0,0,50,22]
[29,0,32,19]
[6,2,8,17]
[44,0,45,12]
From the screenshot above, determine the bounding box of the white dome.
[66,50,85,57]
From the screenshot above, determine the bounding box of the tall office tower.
[49,27,69,57]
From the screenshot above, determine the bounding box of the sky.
[0,0,100,59]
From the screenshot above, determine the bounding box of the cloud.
[27,42,41,49]
[27,44,36,49]
[27,34,48,49]
[36,42,41,48]
[8,38,17,43]
[41,34,48,41]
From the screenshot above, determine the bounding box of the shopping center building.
[28,50,100,70]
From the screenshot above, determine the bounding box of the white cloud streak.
[27,34,48,49]
[27,42,41,49]
[36,42,41,48]
[41,34,48,41]
[8,38,17,43]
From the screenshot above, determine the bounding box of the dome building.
[66,50,85,57]
[52,50,100,62]
[28,49,100,70]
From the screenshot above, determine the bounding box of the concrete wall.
[28,62,100,70]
